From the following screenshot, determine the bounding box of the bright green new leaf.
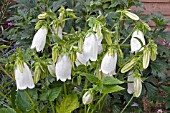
[57,94,79,113]
[102,85,124,94]
[102,76,124,85]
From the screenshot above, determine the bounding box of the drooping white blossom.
[15,62,35,90]
[75,52,89,66]
[127,72,134,94]
[55,54,72,82]
[134,77,142,97]
[131,30,145,53]
[83,33,98,61]
[82,91,93,105]
[101,52,117,75]
[31,27,48,52]
[58,26,62,39]
[76,33,98,66]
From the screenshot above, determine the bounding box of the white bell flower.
[131,30,145,53]
[127,72,134,94]
[101,52,117,75]
[58,26,62,39]
[55,54,72,82]
[15,62,35,90]
[83,33,98,61]
[31,27,48,52]
[82,91,93,105]
[75,52,89,66]
[134,77,142,97]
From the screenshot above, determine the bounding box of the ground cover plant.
[0,0,170,113]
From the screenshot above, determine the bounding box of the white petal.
[127,72,134,94]
[76,52,89,66]
[23,63,35,89]
[55,54,72,82]
[58,26,62,39]
[83,33,98,61]
[15,62,34,90]
[31,27,48,52]
[101,52,117,75]
[131,30,145,53]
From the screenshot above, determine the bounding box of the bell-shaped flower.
[15,62,35,90]
[127,72,134,94]
[55,54,72,82]
[31,27,48,52]
[134,77,142,97]
[82,91,93,105]
[75,52,89,66]
[131,30,145,53]
[58,26,62,39]
[83,33,98,61]
[101,52,117,75]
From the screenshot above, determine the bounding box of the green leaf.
[0,108,16,113]
[0,45,10,49]
[40,87,61,101]
[166,100,170,109]
[49,87,62,101]
[102,76,124,85]
[82,73,100,84]
[57,94,79,113]
[102,85,124,94]
[15,90,31,112]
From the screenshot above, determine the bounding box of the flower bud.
[121,58,137,73]
[143,49,150,69]
[134,77,142,97]
[150,44,157,61]
[47,63,55,77]
[34,66,41,84]
[124,11,139,21]
[38,12,47,19]
[82,91,93,105]
[52,45,59,63]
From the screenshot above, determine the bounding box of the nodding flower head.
[15,62,35,91]
[31,27,48,52]
[131,30,145,53]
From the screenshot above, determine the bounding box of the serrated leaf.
[82,73,100,84]
[102,76,124,85]
[57,94,79,113]
[40,87,61,101]
[102,85,124,94]
[15,90,31,112]
[0,108,16,113]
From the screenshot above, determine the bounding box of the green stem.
[0,65,14,80]
[120,96,134,113]
[120,27,136,45]
[24,90,41,113]
[84,105,87,113]
[99,95,107,113]
[91,94,106,113]
[50,101,55,113]
[64,82,67,95]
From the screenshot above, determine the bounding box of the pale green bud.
[82,91,93,105]
[134,77,142,97]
